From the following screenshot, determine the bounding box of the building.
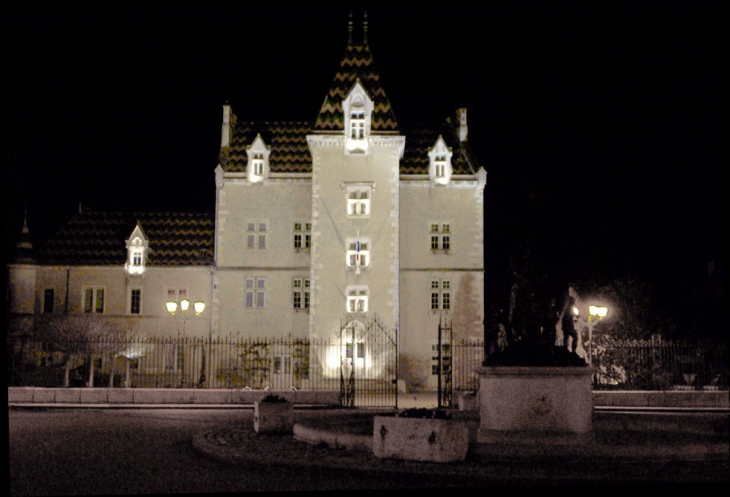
[7,20,486,389]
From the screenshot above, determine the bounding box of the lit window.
[346,186,371,218]
[130,288,141,315]
[252,153,264,176]
[346,238,370,270]
[347,286,369,313]
[83,287,105,314]
[44,288,54,314]
[293,278,311,311]
[350,110,365,139]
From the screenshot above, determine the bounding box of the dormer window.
[428,136,454,185]
[247,134,271,183]
[125,222,149,275]
[342,81,374,155]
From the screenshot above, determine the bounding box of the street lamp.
[166,299,205,387]
[586,305,608,365]
[166,299,206,337]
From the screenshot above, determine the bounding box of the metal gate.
[437,315,453,408]
[339,313,397,407]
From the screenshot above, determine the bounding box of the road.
[9,407,729,494]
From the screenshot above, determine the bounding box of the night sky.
[3,6,722,332]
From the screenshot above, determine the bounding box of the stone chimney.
[457,108,468,142]
[221,104,231,147]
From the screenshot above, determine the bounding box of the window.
[293,278,311,310]
[346,343,363,359]
[247,221,267,249]
[246,278,266,308]
[167,288,188,302]
[346,186,371,218]
[435,155,447,178]
[130,288,141,315]
[430,280,451,311]
[83,287,105,314]
[430,223,451,251]
[43,288,54,314]
[293,222,311,250]
[252,153,264,176]
[346,286,369,313]
[346,238,370,270]
[350,110,365,139]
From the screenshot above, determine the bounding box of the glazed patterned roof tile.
[221,118,479,176]
[37,211,214,266]
[222,121,312,173]
[314,44,398,133]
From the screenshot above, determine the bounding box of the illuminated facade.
[7,26,486,388]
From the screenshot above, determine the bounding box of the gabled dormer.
[428,135,454,185]
[246,134,271,183]
[125,221,149,275]
[343,80,374,155]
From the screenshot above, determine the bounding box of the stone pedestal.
[476,366,594,445]
[373,416,469,463]
[254,400,294,434]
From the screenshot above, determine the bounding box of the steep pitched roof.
[37,211,214,266]
[221,121,312,174]
[314,44,398,134]
[221,117,480,176]
[400,120,480,176]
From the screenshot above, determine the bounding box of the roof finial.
[348,11,353,46]
[22,201,29,234]
[363,11,368,46]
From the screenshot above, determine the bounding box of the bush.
[17,365,66,387]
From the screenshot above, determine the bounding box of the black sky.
[2,5,722,327]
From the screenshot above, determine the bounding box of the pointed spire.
[363,11,368,46]
[13,202,35,264]
[348,11,353,46]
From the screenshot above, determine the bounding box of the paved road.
[9,408,729,494]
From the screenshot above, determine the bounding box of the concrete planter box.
[372,416,469,463]
[254,400,294,434]
[476,366,594,445]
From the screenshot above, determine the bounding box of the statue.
[561,297,579,353]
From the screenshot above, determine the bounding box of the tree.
[44,315,138,387]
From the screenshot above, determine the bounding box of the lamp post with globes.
[166,299,205,386]
[586,305,608,366]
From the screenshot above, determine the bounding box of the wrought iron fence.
[591,336,729,390]
[8,335,350,391]
[453,339,484,391]
[443,337,728,392]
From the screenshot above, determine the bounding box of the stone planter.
[254,399,294,434]
[476,366,594,445]
[373,415,469,463]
